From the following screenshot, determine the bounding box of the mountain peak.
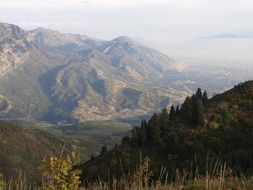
[0,22,19,29]
[0,22,31,77]
[112,36,137,44]
[30,27,102,48]
[0,22,29,39]
[31,27,68,36]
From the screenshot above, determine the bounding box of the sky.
[0,0,253,46]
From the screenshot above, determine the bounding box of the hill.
[80,80,253,182]
[0,120,131,182]
[0,22,188,124]
[0,120,72,180]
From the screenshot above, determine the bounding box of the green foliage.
[0,120,71,182]
[82,81,253,182]
[180,96,193,122]
[179,88,206,126]
[203,91,208,102]
[195,99,205,127]
[169,105,175,120]
[40,152,82,190]
[146,113,163,145]
[100,146,107,155]
[196,88,203,99]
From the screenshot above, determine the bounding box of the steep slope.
[81,81,253,181]
[0,23,188,123]
[0,22,32,77]
[39,51,182,122]
[30,27,102,51]
[0,43,68,120]
[97,36,181,83]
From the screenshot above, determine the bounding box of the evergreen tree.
[191,95,198,125]
[90,155,95,161]
[196,88,203,99]
[203,91,208,102]
[122,135,130,145]
[159,108,171,143]
[101,146,107,155]
[131,127,140,146]
[181,97,193,123]
[140,120,147,146]
[160,108,170,126]
[195,99,205,126]
[147,113,162,145]
[175,105,180,116]
[169,105,175,120]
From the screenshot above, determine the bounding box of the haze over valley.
[0,1,253,189]
[0,23,252,125]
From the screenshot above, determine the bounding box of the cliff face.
[0,23,32,77]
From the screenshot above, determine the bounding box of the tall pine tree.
[147,113,162,145]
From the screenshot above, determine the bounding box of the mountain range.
[0,22,189,124]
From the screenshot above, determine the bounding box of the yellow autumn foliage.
[40,152,82,190]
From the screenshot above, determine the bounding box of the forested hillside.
[0,120,72,180]
[81,80,253,182]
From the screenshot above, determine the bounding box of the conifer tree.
[181,97,193,123]
[101,146,107,155]
[203,91,208,102]
[160,108,171,143]
[147,113,162,145]
[140,120,147,146]
[195,99,205,126]
[175,105,180,116]
[196,88,203,99]
[169,105,175,120]
[122,135,130,145]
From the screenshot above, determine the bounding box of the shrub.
[40,152,82,190]
[132,157,153,189]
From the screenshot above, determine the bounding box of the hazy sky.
[0,0,253,45]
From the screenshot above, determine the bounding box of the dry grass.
[81,156,253,190]
[1,155,253,190]
[83,175,253,190]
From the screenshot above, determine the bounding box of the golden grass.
[1,154,253,190]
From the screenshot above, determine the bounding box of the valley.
[0,0,253,188]
[0,22,252,189]
[1,23,252,125]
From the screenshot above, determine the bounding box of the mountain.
[0,23,189,124]
[81,81,253,181]
[30,27,102,51]
[0,23,32,78]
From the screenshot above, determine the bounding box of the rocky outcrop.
[0,23,31,77]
